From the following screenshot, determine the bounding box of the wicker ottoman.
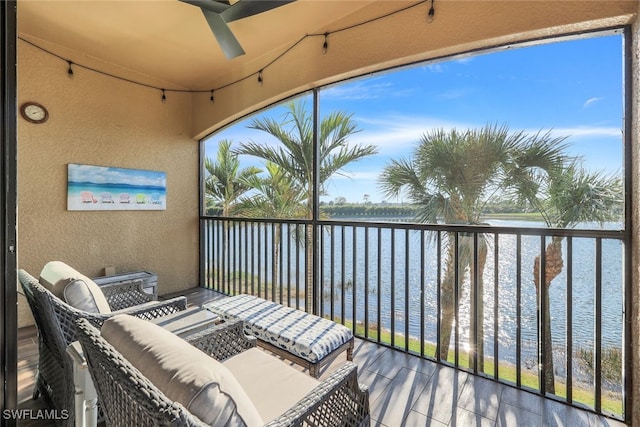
[203,294,354,377]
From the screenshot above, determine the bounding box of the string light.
[427,0,435,23]
[25,1,425,99]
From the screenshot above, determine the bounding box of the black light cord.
[428,0,435,23]
[17,0,433,100]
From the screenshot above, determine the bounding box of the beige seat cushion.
[223,348,319,423]
[102,314,263,427]
[39,261,111,314]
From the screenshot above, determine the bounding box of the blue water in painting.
[68,182,166,196]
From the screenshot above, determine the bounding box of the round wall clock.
[20,102,49,124]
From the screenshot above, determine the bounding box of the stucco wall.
[17,41,199,327]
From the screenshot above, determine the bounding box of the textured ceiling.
[17,0,381,90]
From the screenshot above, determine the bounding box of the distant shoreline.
[322,211,545,222]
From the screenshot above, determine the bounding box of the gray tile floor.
[17,287,630,427]
[350,339,628,427]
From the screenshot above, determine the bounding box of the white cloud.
[69,165,165,187]
[424,63,444,73]
[437,89,470,100]
[353,115,473,154]
[321,78,417,101]
[541,126,621,139]
[583,97,603,108]
[321,80,392,100]
[454,56,474,65]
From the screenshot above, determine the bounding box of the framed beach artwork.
[67,163,166,211]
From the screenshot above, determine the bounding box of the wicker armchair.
[18,269,187,426]
[75,317,371,427]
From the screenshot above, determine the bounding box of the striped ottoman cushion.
[204,294,353,364]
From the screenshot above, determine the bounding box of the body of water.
[214,218,625,369]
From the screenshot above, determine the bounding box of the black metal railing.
[200,216,628,420]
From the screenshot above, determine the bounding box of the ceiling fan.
[180,0,295,60]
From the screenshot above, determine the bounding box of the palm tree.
[204,139,262,216]
[379,124,566,363]
[513,160,623,394]
[236,101,377,311]
[234,162,307,299]
[204,140,262,288]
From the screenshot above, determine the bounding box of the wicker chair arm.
[113,296,188,320]
[75,318,209,427]
[100,279,154,310]
[264,362,370,427]
[185,320,256,360]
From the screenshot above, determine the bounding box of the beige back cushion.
[102,314,263,427]
[39,261,111,314]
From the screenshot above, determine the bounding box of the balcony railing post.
[516,233,522,387]
[436,231,442,361]
[450,231,460,366]
[391,228,396,348]
[341,225,346,325]
[470,232,479,373]
[405,229,410,353]
[493,233,499,380]
[364,227,369,340]
[595,238,603,412]
[420,230,425,357]
[353,226,357,335]
[539,235,547,396]
[566,237,573,404]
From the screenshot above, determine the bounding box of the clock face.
[20,102,48,124]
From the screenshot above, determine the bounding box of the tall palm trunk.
[272,225,281,301]
[305,226,314,313]
[305,191,314,313]
[533,237,564,394]
[439,233,468,360]
[439,233,487,364]
[221,209,230,294]
[469,237,487,370]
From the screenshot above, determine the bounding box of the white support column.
[66,341,98,427]
[630,5,640,427]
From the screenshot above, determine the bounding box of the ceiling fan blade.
[222,0,294,23]
[201,8,246,59]
[179,0,229,14]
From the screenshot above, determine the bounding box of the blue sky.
[68,164,166,187]
[206,32,624,204]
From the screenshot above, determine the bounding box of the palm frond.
[235,100,376,219]
[545,162,623,228]
[204,139,262,216]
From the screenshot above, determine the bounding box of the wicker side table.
[92,271,158,299]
